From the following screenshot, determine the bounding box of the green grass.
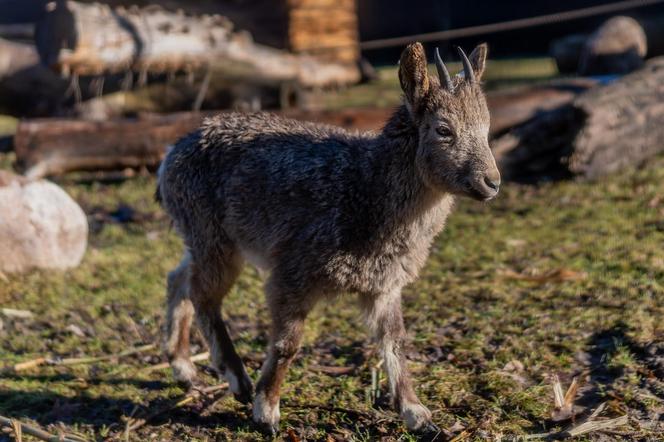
[1,149,662,441]
[0,57,662,440]
[0,115,18,137]
[322,57,559,110]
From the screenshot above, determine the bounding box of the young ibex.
[157,42,499,434]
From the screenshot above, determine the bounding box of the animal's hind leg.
[189,247,254,404]
[253,274,317,435]
[165,253,197,385]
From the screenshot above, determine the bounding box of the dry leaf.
[286,428,301,442]
[551,375,581,422]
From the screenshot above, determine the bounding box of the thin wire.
[359,0,664,50]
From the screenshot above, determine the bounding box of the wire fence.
[359,0,664,50]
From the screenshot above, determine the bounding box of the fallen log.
[486,79,597,137]
[12,78,599,179]
[34,1,359,88]
[492,56,664,181]
[13,112,209,179]
[0,38,39,79]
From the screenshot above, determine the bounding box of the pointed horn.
[434,47,453,91]
[457,46,475,83]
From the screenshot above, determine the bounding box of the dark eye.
[436,126,455,142]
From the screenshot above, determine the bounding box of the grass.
[0,115,18,137]
[322,57,559,110]
[0,150,662,441]
[0,57,662,440]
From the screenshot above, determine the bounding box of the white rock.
[0,171,87,273]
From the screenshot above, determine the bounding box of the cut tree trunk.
[486,79,597,137]
[492,56,664,181]
[13,112,210,179]
[11,77,601,179]
[34,1,359,88]
[0,38,39,79]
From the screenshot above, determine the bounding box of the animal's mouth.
[466,183,499,202]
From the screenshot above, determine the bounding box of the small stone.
[503,359,524,372]
[65,324,86,337]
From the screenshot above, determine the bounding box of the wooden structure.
[34,1,359,89]
[287,0,360,65]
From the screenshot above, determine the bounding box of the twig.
[13,344,157,372]
[449,430,470,442]
[1,308,34,319]
[0,415,83,442]
[11,418,21,442]
[58,344,156,365]
[142,351,210,373]
[122,382,228,433]
[524,402,629,440]
[308,364,355,376]
[13,357,47,372]
[192,68,211,111]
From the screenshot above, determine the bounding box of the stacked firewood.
[287,0,360,65]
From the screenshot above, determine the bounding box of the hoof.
[417,421,441,437]
[223,369,254,404]
[253,391,280,437]
[171,358,197,386]
[401,401,435,434]
[233,388,254,405]
[255,421,279,437]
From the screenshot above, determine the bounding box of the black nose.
[484,176,500,191]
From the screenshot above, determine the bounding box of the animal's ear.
[398,42,430,111]
[468,43,488,80]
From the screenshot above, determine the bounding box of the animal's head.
[399,42,500,201]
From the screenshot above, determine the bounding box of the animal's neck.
[370,105,451,232]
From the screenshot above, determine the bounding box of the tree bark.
[486,79,597,137]
[492,56,664,181]
[13,112,209,179]
[11,77,602,179]
[34,1,359,88]
[0,38,39,79]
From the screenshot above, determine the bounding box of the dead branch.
[142,351,210,373]
[13,343,156,372]
[0,415,84,442]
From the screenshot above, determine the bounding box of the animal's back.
[158,112,374,268]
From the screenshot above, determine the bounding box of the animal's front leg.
[362,291,439,433]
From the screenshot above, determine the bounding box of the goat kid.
[157,42,500,434]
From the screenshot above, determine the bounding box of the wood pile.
[34,1,360,88]
[287,0,360,65]
[13,112,209,179]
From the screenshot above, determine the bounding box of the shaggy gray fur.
[157,42,499,434]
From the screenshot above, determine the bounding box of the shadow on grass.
[0,372,253,434]
[524,322,663,438]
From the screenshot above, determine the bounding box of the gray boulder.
[0,171,87,273]
[580,16,647,75]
